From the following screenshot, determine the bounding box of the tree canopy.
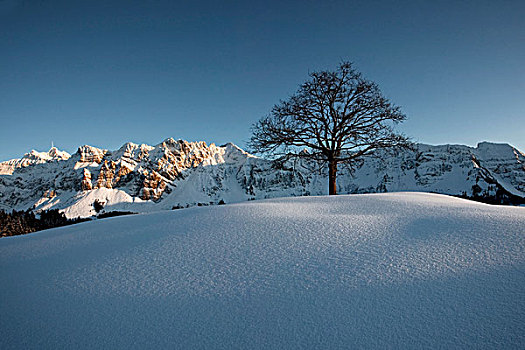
[249,61,410,195]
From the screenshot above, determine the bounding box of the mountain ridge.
[0,138,523,217]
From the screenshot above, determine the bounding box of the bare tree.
[249,61,410,195]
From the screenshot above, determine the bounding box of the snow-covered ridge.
[0,139,523,217]
[0,147,70,175]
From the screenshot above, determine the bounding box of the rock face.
[81,169,93,191]
[0,139,523,217]
[76,145,107,164]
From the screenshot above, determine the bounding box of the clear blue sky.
[1,0,524,160]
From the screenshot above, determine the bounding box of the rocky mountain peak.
[75,145,107,164]
[47,146,71,160]
[476,141,524,160]
[25,147,70,161]
[0,147,70,175]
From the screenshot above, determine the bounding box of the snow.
[0,147,71,175]
[62,187,150,218]
[1,192,524,349]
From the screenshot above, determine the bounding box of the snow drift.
[1,192,524,348]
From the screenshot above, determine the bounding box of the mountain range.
[0,138,524,217]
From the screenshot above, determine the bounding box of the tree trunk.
[328,159,337,195]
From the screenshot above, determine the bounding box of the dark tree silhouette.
[0,209,90,238]
[93,199,104,213]
[249,61,410,195]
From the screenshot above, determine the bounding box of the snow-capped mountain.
[0,138,523,217]
[0,147,71,175]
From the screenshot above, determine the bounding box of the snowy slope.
[0,139,524,217]
[1,193,524,349]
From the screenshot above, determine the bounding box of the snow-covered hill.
[1,193,524,348]
[0,138,524,217]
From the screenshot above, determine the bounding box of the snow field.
[1,192,524,349]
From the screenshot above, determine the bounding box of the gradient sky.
[1,0,524,161]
